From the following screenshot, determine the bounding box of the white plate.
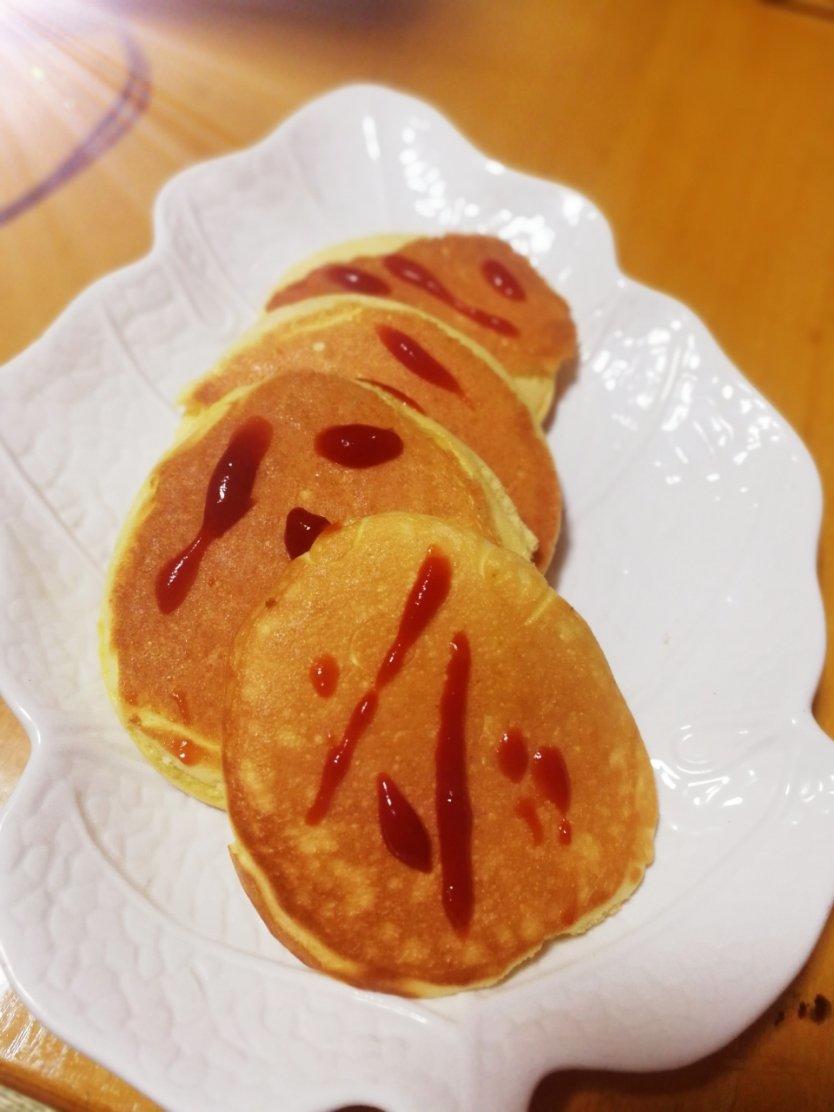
[0,84,832,1112]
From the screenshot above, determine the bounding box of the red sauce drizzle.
[155,416,272,613]
[284,506,331,559]
[482,258,526,300]
[383,253,518,337]
[357,378,426,414]
[306,691,378,825]
[515,797,543,845]
[266,263,390,311]
[310,654,339,698]
[531,746,571,812]
[435,631,474,934]
[558,817,573,846]
[315,424,403,469]
[376,324,463,396]
[307,550,452,824]
[376,550,452,687]
[161,735,202,766]
[324,263,390,296]
[496,728,528,782]
[377,774,432,872]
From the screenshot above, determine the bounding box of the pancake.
[263,234,577,420]
[100,373,534,808]
[224,513,657,996]
[181,295,561,569]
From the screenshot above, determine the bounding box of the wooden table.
[1,0,833,1107]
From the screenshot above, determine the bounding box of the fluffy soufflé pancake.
[264,234,577,420]
[100,374,533,808]
[224,513,657,995]
[182,296,561,568]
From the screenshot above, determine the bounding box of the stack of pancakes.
[101,233,657,995]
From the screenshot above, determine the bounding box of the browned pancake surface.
[225,514,657,995]
[265,235,576,412]
[185,299,561,568]
[104,373,529,802]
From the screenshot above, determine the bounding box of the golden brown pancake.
[224,513,657,996]
[100,374,534,808]
[264,234,577,420]
[181,296,561,568]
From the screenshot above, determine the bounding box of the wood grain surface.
[1,0,833,1108]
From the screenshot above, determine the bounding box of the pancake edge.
[181,291,549,420]
[97,389,266,809]
[355,380,537,563]
[228,830,655,997]
[261,234,561,416]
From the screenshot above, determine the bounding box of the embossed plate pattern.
[0,85,832,1112]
